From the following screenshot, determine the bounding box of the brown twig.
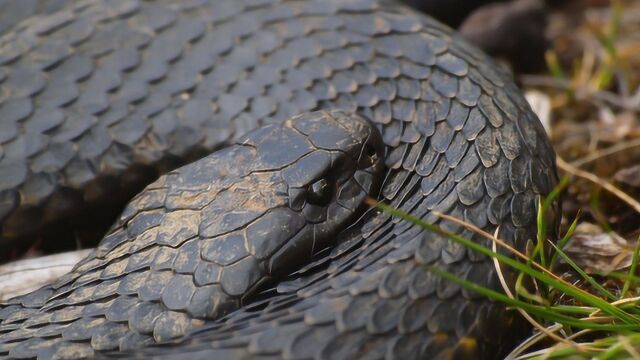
[571,138,640,167]
[557,156,640,214]
[521,75,640,111]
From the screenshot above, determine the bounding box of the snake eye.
[366,143,376,156]
[366,143,378,159]
[306,178,333,206]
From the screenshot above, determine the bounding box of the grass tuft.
[367,173,640,359]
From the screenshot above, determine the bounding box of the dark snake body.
[0,0,559,359]
[1,109,386,359]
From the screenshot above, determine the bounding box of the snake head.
[235,109,384,276]
[283,109,384,217]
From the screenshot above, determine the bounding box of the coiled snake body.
[0,0,559,359]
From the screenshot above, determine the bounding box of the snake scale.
[0,0,559,359]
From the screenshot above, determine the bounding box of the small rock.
[562,222,634,274]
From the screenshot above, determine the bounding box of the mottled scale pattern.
[0,0,559,359]
[0,109,384,358]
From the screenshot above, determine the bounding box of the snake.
[0,0,560,359]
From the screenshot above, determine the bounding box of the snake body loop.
[0,0,559,359]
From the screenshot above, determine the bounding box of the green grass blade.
[372,201,640,325]
[516,271,548,305]
[536,176,570,270]
[427,265,640,332]
[602,271,640,288]
[549,242,618,301]
[590,189,613,233]
[599,336,632,360]
[621,236,640,298]
[546,51,567,80]
[543,176,570,211]
[550,305,598,316]
[549,213,580,269]
[536,197,548,269]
